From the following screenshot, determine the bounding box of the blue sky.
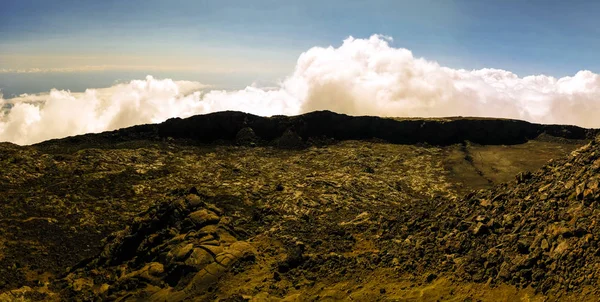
[1,0,600,96]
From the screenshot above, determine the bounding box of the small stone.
[541,239,550,251]
[538,183,552,192]
[497,262,510,279]
[189,209,220,226]
[364,166,375,173]
[502,214,515,227]
[479,199,492,207]
[576,182,586,198]
[517,239,531,254]
[99,283,110,294]
[593,158,600,169]
[147,262,164,276]
[565,180,575,189]
[476,215,488,222]
[424,273,437,283]
[473,222,489,235]
[516,171,532,183]
[186,194,203,207]
[552,241,569,258]
[587,179,599,194]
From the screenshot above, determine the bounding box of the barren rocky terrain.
[1,111,599,301]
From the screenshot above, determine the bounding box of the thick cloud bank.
[2,35,600,145]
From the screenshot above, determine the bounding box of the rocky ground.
[0,111,599,301]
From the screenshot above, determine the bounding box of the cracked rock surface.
[53,193,255,301]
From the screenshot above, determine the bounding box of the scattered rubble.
[1,111,599,301]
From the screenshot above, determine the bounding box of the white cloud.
[0,76,208,144]
[2,35,600,145]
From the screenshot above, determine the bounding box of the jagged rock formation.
[370,136,600,296]
[445,135,600,293]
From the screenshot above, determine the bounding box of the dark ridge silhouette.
[35,110,599,148]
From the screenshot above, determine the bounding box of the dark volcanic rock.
[276,129,304,149]
[234,127,259,146]
[35,111,599,149]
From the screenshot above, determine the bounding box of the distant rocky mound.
[37,110,599,149]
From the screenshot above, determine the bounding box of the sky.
[2,0,600,92]
[1,0,600,144]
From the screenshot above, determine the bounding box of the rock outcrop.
[379,135,600,295]
[55,192,255,301]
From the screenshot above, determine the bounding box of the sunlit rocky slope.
[1,111,599,301]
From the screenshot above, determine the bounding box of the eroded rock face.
[56,192,254,301]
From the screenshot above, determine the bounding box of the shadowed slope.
[34,111,599,150]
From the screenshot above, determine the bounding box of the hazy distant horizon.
[0,70,286,98]
[2,1,600,145]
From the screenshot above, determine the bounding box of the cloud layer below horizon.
[2,35,600,145]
